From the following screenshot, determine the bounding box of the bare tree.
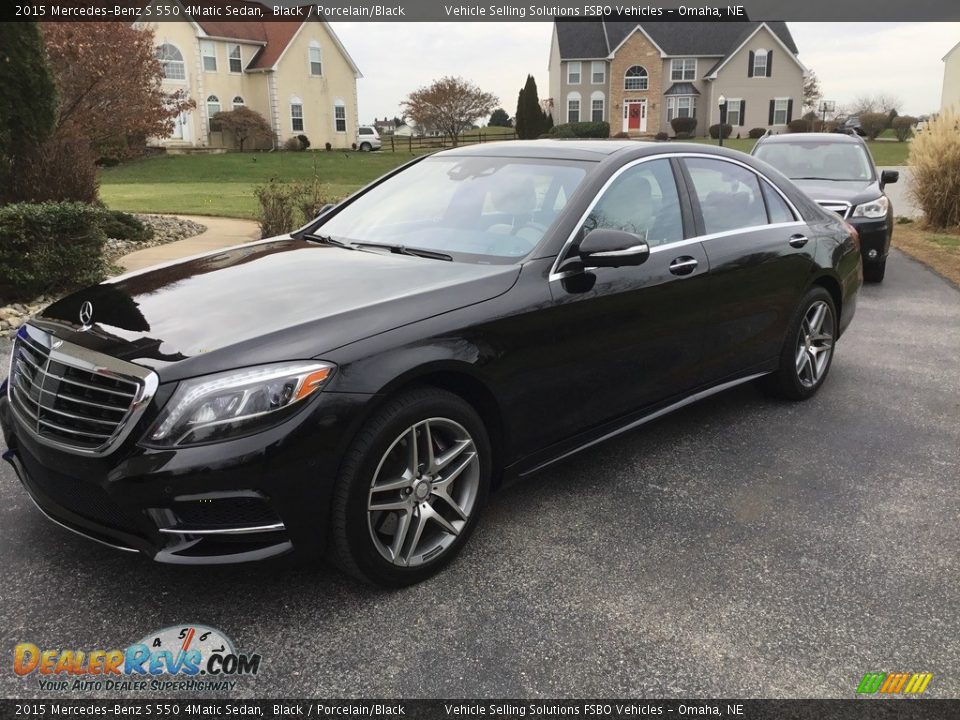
[402,76,497,146]
[803,71,823,112]
[851,93,902,116]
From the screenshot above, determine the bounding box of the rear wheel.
[863,259,886,283]
[764,287,837,401]
[328,388,490,586]
[359,142,372,152]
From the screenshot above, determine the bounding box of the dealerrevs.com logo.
[13,624,261,693]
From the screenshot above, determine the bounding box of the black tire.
[359,142,371,152]
[863,259,886,283]
[764,287,838,401]
[328,387,491,587]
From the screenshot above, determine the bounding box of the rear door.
[678,156,815,383]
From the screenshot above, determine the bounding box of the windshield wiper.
[353,242,453,261]
[304,233,358,250]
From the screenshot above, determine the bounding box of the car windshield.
[754,141,875,182]
[314,156,590,262]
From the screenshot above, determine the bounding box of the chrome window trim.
[548,152,804,282]
[8,324,159,457]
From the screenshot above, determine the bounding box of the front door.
[171,111,191,142]
[541,157,708,439]
[623,100,647,133]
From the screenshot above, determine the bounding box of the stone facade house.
[548,21,806,137]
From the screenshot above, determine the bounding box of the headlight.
[851,195,889,219]
[144,362,335,447]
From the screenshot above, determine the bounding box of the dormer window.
[753,49,769,77]
[309,42,322,76]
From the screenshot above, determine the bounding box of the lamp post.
[718,95,727,147]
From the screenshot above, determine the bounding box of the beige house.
[136,4,362,150]
[548,21,805,137]
[942,40,960,112]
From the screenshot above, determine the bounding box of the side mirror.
[314,203,336,218]
[880,170,899,187]
[579,229,650,268]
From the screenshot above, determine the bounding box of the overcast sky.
[333,22,959,122]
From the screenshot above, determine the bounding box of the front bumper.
[0,381,372,564]
[848,216,892,264]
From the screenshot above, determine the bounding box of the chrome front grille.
[7,325,158,455]
[816,200,851,218]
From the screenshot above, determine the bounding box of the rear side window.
[359,128,373,135]
[761,181,796,224]
[684,158,768,235]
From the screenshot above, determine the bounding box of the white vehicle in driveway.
[357,126,381,151]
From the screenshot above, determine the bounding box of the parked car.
[0,141,861,586]
[753,131,898,282]
[357,126,381,151]
[836,116,867,137]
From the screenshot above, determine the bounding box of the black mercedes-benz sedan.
[752,131,898,283]
[0,141,862,586]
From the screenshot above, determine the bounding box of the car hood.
[790,179,883,207]
[34,238,520,381]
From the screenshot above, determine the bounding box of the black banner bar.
[2,700,959,720]
[3,0,960,22]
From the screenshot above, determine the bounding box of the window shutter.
[766,50,773,77]
[739,100,746,126]
[787,99,794,123]
[748,51,755,77]
[768,100,775,125]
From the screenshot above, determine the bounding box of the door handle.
[788,233,809,248]
[669,257,699,276]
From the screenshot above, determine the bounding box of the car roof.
[756,132,863,145]
[433,139,768,163]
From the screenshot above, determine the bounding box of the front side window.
[567,61,581,84]
[201,40,217,72]
[671,58,696,81]
[624,65,648,91]
[591,61,605,84]
[156,43,185,80]
[773,98,789,125]
[315,157,589,261]
[206,95,221,131]
[291,99,304,132]
[582,159,684,247]
[334,102,346,132]
[753,50,768,77]
[567,93,580,123]
[684,158,768,235]
[309,42,322,76]
[228,44,242,73]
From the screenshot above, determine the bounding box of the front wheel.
[764,287,837,401]
[328,388,490,586]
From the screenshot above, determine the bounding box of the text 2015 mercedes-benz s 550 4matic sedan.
[0,141,861,586]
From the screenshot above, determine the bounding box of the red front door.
[628,103,641,130]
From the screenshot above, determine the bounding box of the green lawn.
[100,136,913,220]
[100,150,424,219]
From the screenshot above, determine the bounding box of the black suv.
[753,132,898,282]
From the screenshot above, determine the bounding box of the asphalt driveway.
[1,250,958,699]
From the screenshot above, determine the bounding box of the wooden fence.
[386,131,519,152]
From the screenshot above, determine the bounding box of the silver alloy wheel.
[367,417,480,567]
[795,300,835,388]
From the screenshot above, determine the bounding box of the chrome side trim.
[22,491,140,554]
[8,324,159,457]
[158,523,286,536]
[519,372,770,477]
[548,152,805,282]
